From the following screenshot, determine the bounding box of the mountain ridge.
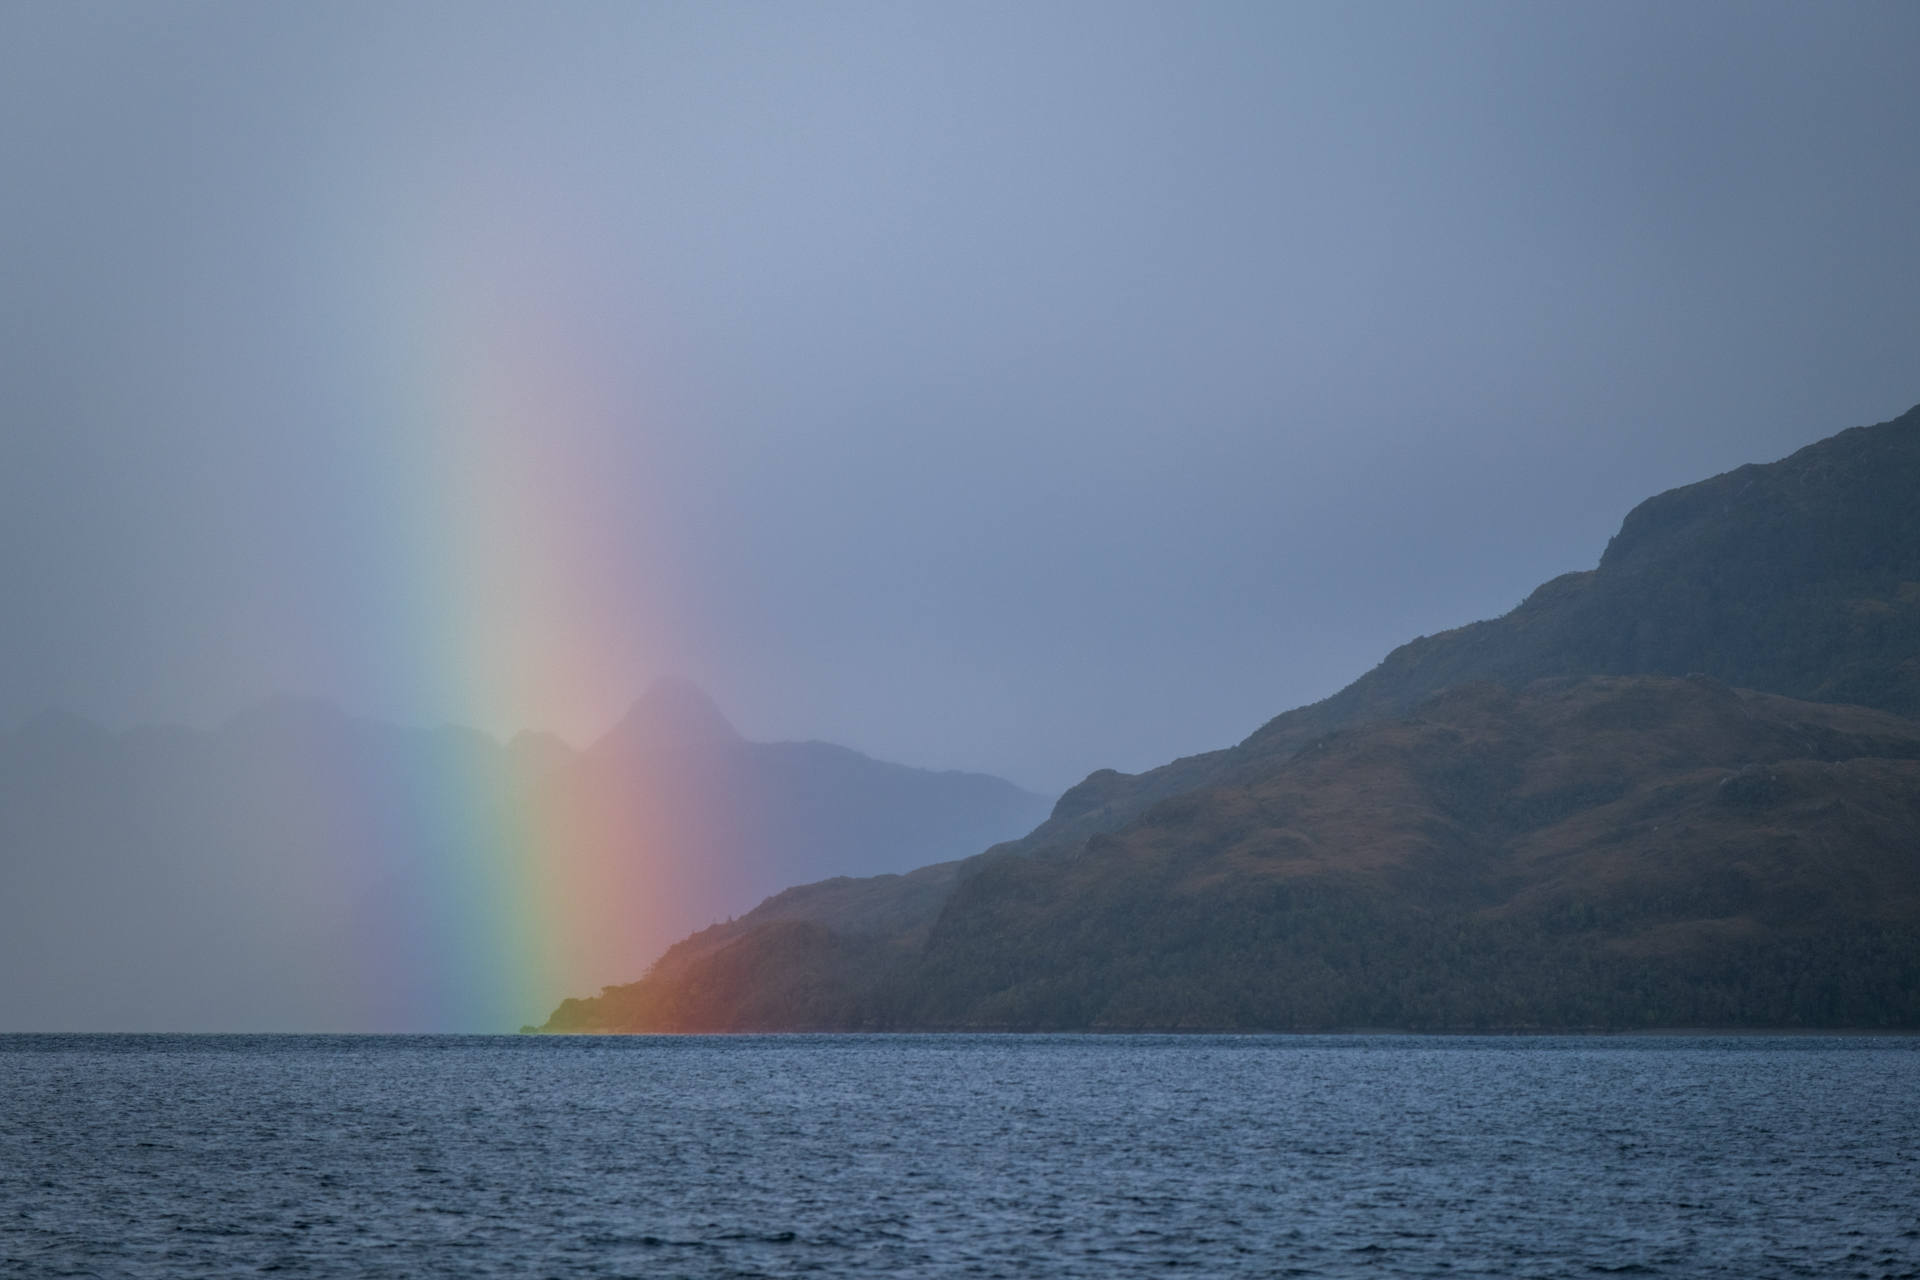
[545,675,1920,1032]
[542,403,1920,1032]
[995,402,1920,861]
[0,682,1050,1032]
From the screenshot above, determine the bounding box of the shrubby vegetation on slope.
[1002,403,1920,859]
[544,406,1920,1033]
[546,677,1920,1031]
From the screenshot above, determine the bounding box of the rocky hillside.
[543,676,1920,1031]
[1006,401,1920,858]
[543,403,1920,1033]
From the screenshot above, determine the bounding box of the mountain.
[543,405,1920,1032]
[1004,401,1920,858]
[607,676,745,750]
[580,679,1052,898]
[546,676,1920,1031]
[0,683,1050,1031]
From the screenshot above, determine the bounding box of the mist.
[2,1,1916,792]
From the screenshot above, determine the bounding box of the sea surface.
[2,1034,1916,1278]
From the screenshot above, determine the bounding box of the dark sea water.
[2,1035,1916,1279]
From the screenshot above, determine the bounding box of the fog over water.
[2,2,1918,789]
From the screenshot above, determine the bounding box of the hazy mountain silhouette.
[609,677,745,751]
[0,682,1049,1031]
[545,405,1920,1032]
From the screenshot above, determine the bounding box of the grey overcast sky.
[1,1,1916,792]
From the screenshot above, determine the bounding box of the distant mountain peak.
[612,677,743,749]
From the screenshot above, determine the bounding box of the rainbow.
[302,721,682,1034]
[307,218,687,1033]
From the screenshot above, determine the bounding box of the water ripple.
[2,1034,1916,1278]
